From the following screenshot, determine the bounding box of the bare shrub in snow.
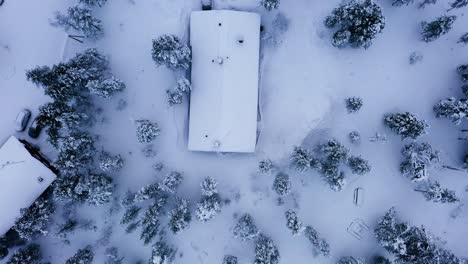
[13,195,55,240]
[384,112,428,139]
[345,97,363,113]
[400,142,439,182]
[409,51,423,65]
[259,159,274,174]
[349,131,361,144]
[272,172,291,196]
[458,33,468,44]
[136,119,160,144]
[232,213,259,241]
[261,0,280,11]
[99,151,124,173]
[149,241,176,264]
[7,244,42,264]
[304,226,330,257]
[151,35,191,70]
[417,181,459,203]
[284,210,303,236]
[421,15,456,42]
[433,97,468,125]
[167,77,191,106]
[105,247,124,264]
[223,255,238,264]
[348,156,371,175]
[290,146,313,172]
[325,0,385,48]
[53,6,103,39]
[168,198,191,234]
[254,234,280,264]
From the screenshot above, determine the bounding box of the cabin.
[0,136,57,236]
[188,10,261,153]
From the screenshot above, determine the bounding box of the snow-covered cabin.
[188,10,261,153]
[0,136,57,236]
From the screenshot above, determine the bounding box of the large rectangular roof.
[188,10,260,153]
[0,136,56,236]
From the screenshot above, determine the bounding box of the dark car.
[28,117,43,138]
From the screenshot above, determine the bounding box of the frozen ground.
[0,0,467,263]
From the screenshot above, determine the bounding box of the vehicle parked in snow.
[15,109,31,132]
[28,117,43,138]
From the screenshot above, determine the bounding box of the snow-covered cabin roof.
[0,136,57,236]
[188,10,261,153]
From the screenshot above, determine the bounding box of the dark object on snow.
[201,0,212,10]
[421,15,456,42]
[0,0,5,7]
[28,117,43,139]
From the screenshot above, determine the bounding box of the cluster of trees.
[325,0,385,48]
[291,139,371,191]
[52,0,107,40]
[375,208,463,264]
[384,112,428,139]
[196,177,222,222]
[345,97,363,113]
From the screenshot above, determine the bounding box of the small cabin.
[188,10,261,153]
[0,136,57,236]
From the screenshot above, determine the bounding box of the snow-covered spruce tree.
[120,205,141,225]
[348,156,371,175]
[65,246,94,264]
[290,146,313,172]
[324,0,385,48]
[140,202,162,245]
[384,112,428,139]
[200,176,218,197]
[374,208,410,257]
[196,177,222,222]
[418,181,459,203]
[168,198,191,234]
[284,210,303,236]
[345,97,363,113]
[79,0,107,7]
[13,195,54,240]
[320,161,346,191]
[337,256,361,264]
[53,6,103,39]
[151,35,191,70]
[232,213,260,241]
[223,255,238,264]
[319,139,349,164]
[400,142,439,182]
[99,151,124,173]
[304,226,330,257]
[167,77,191,106]
[105,247,124,264]
[86,76,125,99]
[419,0,437,8]
[449,0,468,10]
[462,85,468,98]
[373,256,391,264]
[458,32,468,44]
[259,159,274,174]
[136,119,160,144]
[391,0,414,6]
[433,97,468,125]
[53,173,114,205]
[261,0,280,11]
[349,131,361,144]
[272,172,291,196]
[6,244,42,264]
[133,183,168,203]
[457,64,468,82]
[37,101,88,132]
[254,234,280,264]
[421,15,457,42]
[161,171,183,194]
[149,241,176,264]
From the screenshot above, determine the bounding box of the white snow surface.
[188,10,260,153]
[0,136,56,236]
[0,0,468,263]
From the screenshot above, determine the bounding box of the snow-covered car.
[28,117,43,138]
[15,109,31,132]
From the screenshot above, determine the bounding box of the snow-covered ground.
[1,0,467,263]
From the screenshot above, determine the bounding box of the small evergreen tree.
[55,131,95,176]
[79,0,107,7]
[458,32,468,44]
[418,181,459,203]
[319,139,349,164]
[290,146,312,172]
[320,161,346,191]
[392,0,414,6]
[53,6,103,39]
[105,247,124,264]
[151,35,191,70]
[86,76,125,99]
[196,194,222,222]
[272,172,291,196]
[448,0,468,10]
[168,198,191,234]
[259,159,274,174]
[254,234,280,264]
[421,15,457,42]
[167,77,191,106]
[120,205,141,225]
[223,255,238,264]
[400,142,439,182]
[419,0,437,8]
[325,0,385,48]
[337,256,361,264]
[384,112,428,139]
[345,97,363,113]
[433,97,468,125]
[349,131,361,144]
[232,213,259,241]
[261,0,280,11]
[7,244,42,264]
[66,246,94,264]
[149,241,176,264]
[457,64,468,82]
[348,156,371,175]
[304,226,330,257]
[373,256,391,264]
[13,196,55,240]
[53,173,114,205]
[161,171,183,194]
[140,202,161,245]
[136,119,160,144]
[199,177,218,197]
[99,151,124,173]
[284,210,303,236]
